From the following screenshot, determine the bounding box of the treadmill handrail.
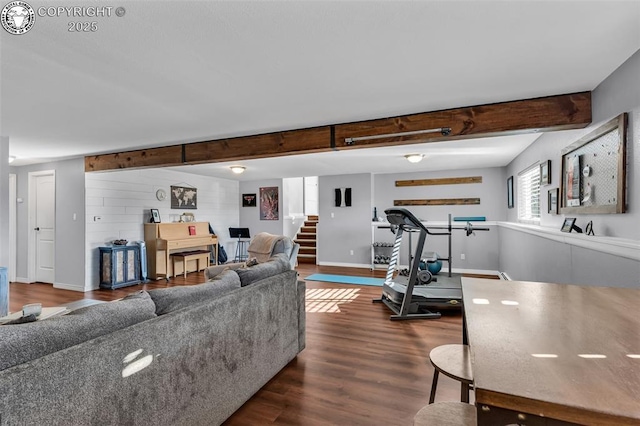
[384,208,440,235]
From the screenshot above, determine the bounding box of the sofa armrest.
[297,279,306,352]
[290,243,300,269]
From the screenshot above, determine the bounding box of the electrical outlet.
[460,253,466,260]
[350,250,354,255]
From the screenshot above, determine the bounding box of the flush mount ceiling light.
[405,154,424,163]
[230,166,246,174]
[8,156,16,163]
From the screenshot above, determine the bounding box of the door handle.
[34,227,40,231]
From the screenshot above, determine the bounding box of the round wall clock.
[156,189,167,201]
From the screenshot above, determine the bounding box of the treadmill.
[373,208,463,320]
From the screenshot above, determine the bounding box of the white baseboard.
[53,282,85,292]
[15,276,32,283]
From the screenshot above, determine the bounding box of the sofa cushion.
[148,269,241,315]
[235,253,291,287]
[0,291,156,372]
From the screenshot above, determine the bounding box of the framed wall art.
[548,188,558,215]
[560,113,627,214]
[242,193,257,207]
[259,187,279,220]
[540,160,551,186]
[171,185,197,209]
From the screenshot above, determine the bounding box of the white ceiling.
[2,1,639,179]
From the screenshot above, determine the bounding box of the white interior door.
[33,173,55,283]
[304,176,318,216]
[9,174,16,282]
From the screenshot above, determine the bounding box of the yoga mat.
[304,274,384,287]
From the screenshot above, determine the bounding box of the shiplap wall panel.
[85,169,239,290]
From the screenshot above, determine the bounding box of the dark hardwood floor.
[9,264,485,425]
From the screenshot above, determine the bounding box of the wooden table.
[461,278,640,426]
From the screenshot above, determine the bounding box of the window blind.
[518,164,540,221]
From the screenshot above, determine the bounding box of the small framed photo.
[507,176,514,209]
[561,217,576,233]
[242,193,257,207]
[150,208,161,223]
[540,160,551,186]
[548,188,559,214]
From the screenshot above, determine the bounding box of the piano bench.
[171,250,210,279]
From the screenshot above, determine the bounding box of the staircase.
[296,215,318,264]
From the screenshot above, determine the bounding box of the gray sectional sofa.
[0,253,306,425]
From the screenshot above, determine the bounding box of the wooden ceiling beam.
[85,91,591,172]
[85,146,184,172]
[184,126,331,165]
[334,91,591,149]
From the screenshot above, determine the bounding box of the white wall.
[0,137,9,316]
[501,50,640,286]
[0,137,9,271]
[374,167,502,272]
[12,158,86,290]
[318,173,373,267]
[283,177,304,216]
[238,179,283,252]
[374,167,507,223]
[315,169,504,272]
[85,168,239,290]
[282,177,305,239]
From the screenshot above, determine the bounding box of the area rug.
[304,273,385,287]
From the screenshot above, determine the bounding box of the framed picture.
[259,186,279,220]
[560,113,627,214]
[561,218,576,233]
[150,208,161,223]
[171,185,197,209]
[540,160,551,186]
[242,193,257,207]
[507,176,514,209]
[560,217,583,233]
[548,188,559,214]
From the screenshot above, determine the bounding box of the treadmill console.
[384,208,427,232]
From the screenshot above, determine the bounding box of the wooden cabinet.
[99,246,141,289]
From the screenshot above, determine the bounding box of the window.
[517,163,540,222]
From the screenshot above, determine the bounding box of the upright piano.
[144,222,218,280]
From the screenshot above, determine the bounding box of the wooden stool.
[171,251,210,278]
[414,402,477,426]
[429,344,473,404]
